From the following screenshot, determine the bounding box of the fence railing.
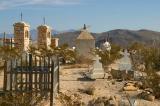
[3,53,59,106]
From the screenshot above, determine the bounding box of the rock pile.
[123,82,138,91]
[138,88,155,101]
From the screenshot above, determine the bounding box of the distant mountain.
[54,31,81,47]
[30,29,78,40]
[54,29,160,47]
[55,29,77,34]
[0,29,76,40]
[1,29,160,48]
[95,29,160,47]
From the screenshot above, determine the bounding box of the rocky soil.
[53,65,160,106]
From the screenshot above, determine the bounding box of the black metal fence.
[3,53,59,106]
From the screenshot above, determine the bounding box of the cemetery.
[0,21,159,106]
[53,25,160,106]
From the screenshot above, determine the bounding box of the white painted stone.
[86,55,105,79]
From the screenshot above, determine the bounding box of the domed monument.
[76,24,95,59]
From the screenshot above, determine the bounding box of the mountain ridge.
[54,29,160,47]
[0,29,160,47]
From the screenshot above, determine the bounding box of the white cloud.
[0,0,81,10]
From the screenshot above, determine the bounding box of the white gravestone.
[86,55,105,79]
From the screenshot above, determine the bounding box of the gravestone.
[119,50,132,71]
[86,55,105,79]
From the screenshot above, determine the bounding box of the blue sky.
[1,0,160,33]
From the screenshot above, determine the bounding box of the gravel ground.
[54,66,158,106]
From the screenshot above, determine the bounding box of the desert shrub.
[129,42,160,98]
[78,85,96,95]
[58,92,85,106]
[145,69,160,98]
[0,93,44,106]
[95,44,122,66]
[88,96,119,106]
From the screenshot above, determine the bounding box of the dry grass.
[57,92,85,106]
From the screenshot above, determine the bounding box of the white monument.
[86,55,105,79]
[85,40,112,79]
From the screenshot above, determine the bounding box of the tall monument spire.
[83,24,86,30]
[43,17,46,25]
[3,32,6,39]
[21,12,23,21]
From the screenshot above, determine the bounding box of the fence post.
[3,61,7,91]
[29,54,32,91]
[10,60,13,91]
[35,56,37,95]
[20,56,23,91]
[15,59,18,91]
[57,57,60,93]
[50,60,54,106]
[47,57,50,90]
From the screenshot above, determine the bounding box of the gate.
[3,53,59,106]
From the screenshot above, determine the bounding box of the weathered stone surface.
[144,94,155,101]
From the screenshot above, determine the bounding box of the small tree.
[95,44,122,66]
[54,44,77,64]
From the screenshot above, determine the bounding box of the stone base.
[85,72,107,79]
